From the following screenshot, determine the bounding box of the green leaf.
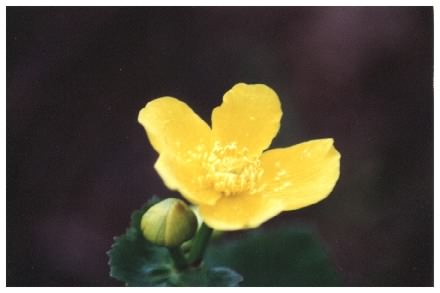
[107,196,242,287]
[205,227,341,286]
[207,267,243,286]
[176,266,242,286]
[107,196,173,286]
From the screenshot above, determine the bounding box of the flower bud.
[140,198,198,247]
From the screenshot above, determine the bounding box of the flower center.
[201,142,263,196]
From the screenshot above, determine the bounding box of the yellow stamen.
[199,142,263,196]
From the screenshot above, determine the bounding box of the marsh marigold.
[138,83,340,231]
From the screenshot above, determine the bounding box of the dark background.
[7,7,433,286]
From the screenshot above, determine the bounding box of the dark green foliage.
[205,227,341,286]
[107,197,242,286]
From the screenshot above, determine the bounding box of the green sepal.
[107,196,171,286]
[140,198,198,247]
[107,196,242,286]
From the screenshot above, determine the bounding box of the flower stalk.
[188,223,213,266]
[167,246,188,270]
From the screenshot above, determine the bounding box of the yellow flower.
[138,83,340,231]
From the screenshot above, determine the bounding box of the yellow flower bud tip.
[140,198,198,247]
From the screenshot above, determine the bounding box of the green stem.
[188,223,213,266]
[168,246,188,270]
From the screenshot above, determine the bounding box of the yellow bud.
[140,198,198,247]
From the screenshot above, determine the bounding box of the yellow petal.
[211,83,282,156]
[259,138,340,211]
[155,155,221,206]
[199,193,283,231]
[138,97,212,156]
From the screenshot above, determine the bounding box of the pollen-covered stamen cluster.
[200,141,263,196]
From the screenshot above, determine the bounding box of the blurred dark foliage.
[206,227,341,286]
[7,7,433,286]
